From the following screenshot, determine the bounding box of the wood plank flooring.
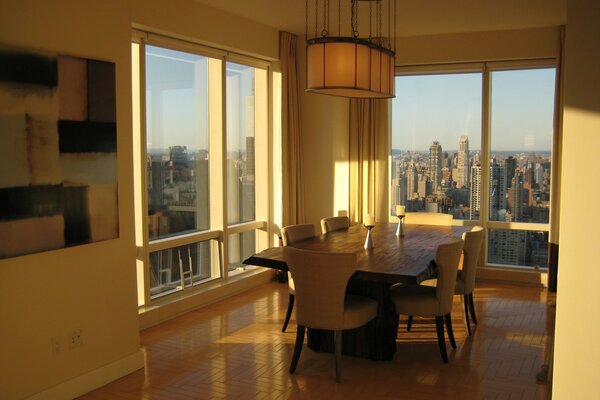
[78,280,554,400]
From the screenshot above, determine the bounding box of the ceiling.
[193,0,565,37]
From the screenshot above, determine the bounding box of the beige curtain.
[349,98,391,224]
[279,31,305,226]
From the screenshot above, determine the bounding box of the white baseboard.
[26,350,144,400]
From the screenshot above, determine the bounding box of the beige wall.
[0,1,141,399]
[0,0,281,398]
[552,0,600,397]
[397,27,560,66]
[132,0,279,61]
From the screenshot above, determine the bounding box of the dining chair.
[279,223,316,332]
[404,212,453,226]
[420,226,485,336]
[320,216,350,234]
[391,239,464,363]
[283,246,378,382]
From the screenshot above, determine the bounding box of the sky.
[391,68,556,152]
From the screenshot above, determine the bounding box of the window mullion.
[481,64,492,266]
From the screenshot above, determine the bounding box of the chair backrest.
[434,239,464,315]
[404,212,453,226]
[460,226,485,293]
[320,216,350,234]
[283,247,356,330]
[281,224,316,246]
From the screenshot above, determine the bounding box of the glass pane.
[489,68,555,223]
[391,73,482,220]
[227,231,256,273]
[226,62,256,225]
[488,229,548,269]
[145,45,210,239]
[149,240,217,298]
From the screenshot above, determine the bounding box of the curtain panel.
[279,31,305,226]
[349,98,391,225]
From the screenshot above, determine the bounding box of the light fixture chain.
[315,0,318,38]
[351,0,359,37]
[305,0,308,39]
[387,0,391,49]
[323,0,329,36]
[338,0,341,36]
[369,0,372,40]
[378,0,382,45]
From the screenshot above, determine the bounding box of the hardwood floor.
[78,280,554,400]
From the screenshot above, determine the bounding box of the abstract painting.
[0,46,118,259]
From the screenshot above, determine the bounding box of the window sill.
[139,267,276,330]
[477,266,548,287]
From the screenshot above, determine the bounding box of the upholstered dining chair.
[279,223,316,332]
[420,226,485,336]
[404,212,453,226]
[454,226,485,335]
[283,247,378,382]
[320,216,350,234]
[391,239,464,363]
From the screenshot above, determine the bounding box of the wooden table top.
[243,223,469,284]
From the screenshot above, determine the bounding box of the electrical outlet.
[51,336,62,354]
[68,329,83,349]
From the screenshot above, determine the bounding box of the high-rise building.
[505,156,517,188]
[429,141,442,193]
[469,164,481,220]
[510,169,524,221]
[535,163,545,189]
[417,174,431,198]
[457,135,470,188]
[406,162,418,199]
[489,157,507,221]
[488,229,528,266]
[243,136,255,179]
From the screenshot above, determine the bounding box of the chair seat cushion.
[420,276,467,295]
[343,294,378,330]
[391,284,440,317]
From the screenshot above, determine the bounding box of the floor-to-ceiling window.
[132,34,273,304]
[391,72,482,219]
[391,62,557,270]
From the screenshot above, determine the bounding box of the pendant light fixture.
[305,0,396,98]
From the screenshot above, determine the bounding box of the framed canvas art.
[0,46,118,259]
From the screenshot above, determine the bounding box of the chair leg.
[435,316,448,363]
[468,293,478,325]
[463,294,472,336]
[335,330,342,383]
[444,313,457,349]
[281,293,295,332]
[407,315,413,332]
[289,325,305,373]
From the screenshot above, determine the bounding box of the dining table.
[243,222,470,361]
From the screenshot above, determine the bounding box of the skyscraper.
[489,157,507,221]
[457,135,470,188]
[510,169,524,221]
[429,141,442,193]
[469,164,481,220]
[505,156,516,188]
[406,161,418,199]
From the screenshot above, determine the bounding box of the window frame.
[132,31,274,306]
[392,58,559,270]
